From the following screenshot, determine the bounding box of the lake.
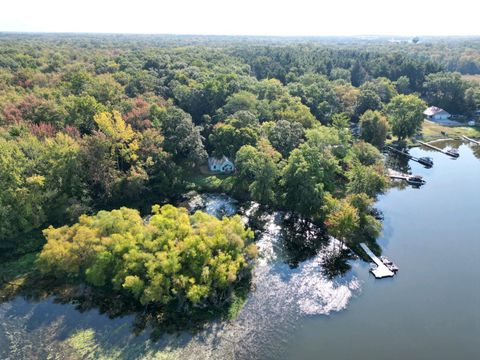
[1,141,479,360]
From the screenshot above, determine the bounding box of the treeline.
[232,45,480,115]
[3,35,479,245]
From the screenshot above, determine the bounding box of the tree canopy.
[39,205,256,311]
[386,94,426,140]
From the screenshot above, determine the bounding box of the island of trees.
[1,34,480,320]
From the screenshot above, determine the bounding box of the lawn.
[421,120,480,141]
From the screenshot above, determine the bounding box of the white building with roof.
[208,156,234,173]
[424,106,451,121]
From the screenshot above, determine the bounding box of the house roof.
[424,106,450,116]
[208,156,233,168]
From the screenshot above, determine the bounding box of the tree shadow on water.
[279,213,329,269]
[320,248,354,279]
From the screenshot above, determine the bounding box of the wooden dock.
[418,141,459,158]
[387,169,408,180]
[387,169,425,186]
[360,243,394,279]
[386,146,433,167]
[462,135,480,145]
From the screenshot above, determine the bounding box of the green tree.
[351,141,383,166]
[355,89,383,118]
[348,193,382,242]
[423,72,467,114]
[464,87,480,115]
[329,68,351,82]
[209,111,259,158]
[347,163,387,198]
[280,128,340,221]
[395,76,411,94]
[359,110,389,148]
[287,73,341,123]
[223,91,259,116]
[386,94,426,140]
[360,77,398,103]
[264,119,304,157]
[0,138,46,241]
[351,61,368,87]
[63,95,106,134]
[324,194,360,248]
[235,140,281,204]
[152,106,207,167]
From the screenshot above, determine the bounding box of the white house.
[424,106,451,121]
[208,156,234,173]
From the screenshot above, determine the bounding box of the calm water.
[284,142,480,360]
[1,141,479,360]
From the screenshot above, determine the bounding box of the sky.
[1,0,479,37]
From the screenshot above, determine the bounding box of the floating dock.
[386,146,433,167]
[360,243,394,279]
[387,169,408,180]
[418,141,459,158]
[462,135,480,145]
[387,169,426,186]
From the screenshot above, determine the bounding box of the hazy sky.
[1,0,479,36]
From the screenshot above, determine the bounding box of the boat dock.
[386,146,433,167]
[387,169,426,186]
[360,243,395,279]
[418,141,459,158]
[388,169,408,180]
[462,135,480,145]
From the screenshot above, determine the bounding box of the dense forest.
[1,34,480,320]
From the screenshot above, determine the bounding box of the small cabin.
[208,156,234,173]
[424,106,451,121]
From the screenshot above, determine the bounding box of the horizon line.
[1,31,480,39]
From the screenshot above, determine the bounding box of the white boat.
[380,256,399,272]
[406,175,426,186]
[446,148,459,158]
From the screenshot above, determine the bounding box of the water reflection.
[216,201,360,360]
[0,192,361,359]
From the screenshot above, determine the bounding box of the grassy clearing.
[421,120,480,141]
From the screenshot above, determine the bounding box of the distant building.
[424,106,451,121]
[208,156,234,173]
